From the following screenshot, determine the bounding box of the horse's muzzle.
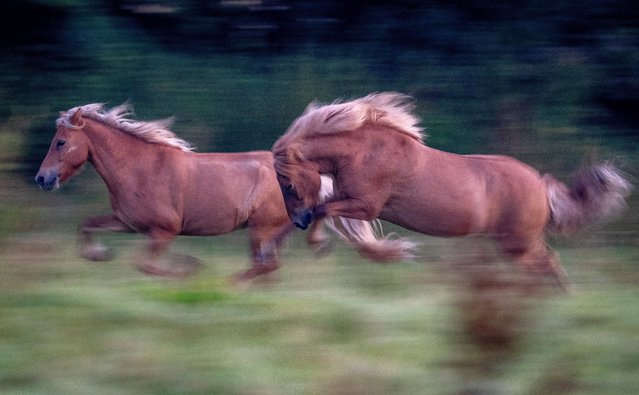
[292,209,314,230]
[35,172,59,191]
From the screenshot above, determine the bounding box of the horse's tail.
[544,162,631,234]
[318,175,417,261]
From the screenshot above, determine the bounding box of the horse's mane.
[276,92,424,149]
[57,103,194,152]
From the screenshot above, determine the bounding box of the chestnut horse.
[272,93,631,288]
[35,103,398,280]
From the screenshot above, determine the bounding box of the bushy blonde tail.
[545,162,631,233]
[318,175,417,261]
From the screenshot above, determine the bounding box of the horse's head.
[274,147,322,230]
[35,108,91,191]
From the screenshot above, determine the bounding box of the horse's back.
[180,151,286,235]
[188,150,276,185]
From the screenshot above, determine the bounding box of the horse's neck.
[304,149,337,174]
[83,120,158,189]
[305,128,389,173]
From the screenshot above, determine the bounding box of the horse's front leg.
[234,233,280,283]
[79,215,133,261]
[135,230,202,278]
[306,218,332,254]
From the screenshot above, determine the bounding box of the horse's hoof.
[310,238,333,256]
[136,255,204,278]
[173,254,205,276]
[232,266,279,286]
[136,263,183,278]
[136,263,166,277]
[81,244,113,262]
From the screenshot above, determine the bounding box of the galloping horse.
[273,93,631,287]
[35,103,401,280]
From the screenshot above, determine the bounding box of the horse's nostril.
[35,175,45,187]
[303,211,313,225]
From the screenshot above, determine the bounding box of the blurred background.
[1,1,638,394]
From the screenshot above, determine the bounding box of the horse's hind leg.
[79,215,133,261]
[500,236,570,291]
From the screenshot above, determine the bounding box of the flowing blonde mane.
[275,92,424,149]
[57,103,193,152]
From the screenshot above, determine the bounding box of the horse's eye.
[56,140,66,150]
[282,183,296,195]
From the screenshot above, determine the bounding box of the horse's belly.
[381,204,479,237]
[180,226,238,237]
[180,211,242,236]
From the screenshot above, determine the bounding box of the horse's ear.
[70,108,83,126]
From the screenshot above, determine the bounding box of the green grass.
[1,229,638,395]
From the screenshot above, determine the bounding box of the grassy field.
[1,223,638,395]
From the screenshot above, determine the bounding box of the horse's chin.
[39,179,60,191]
[45,182,60,191]
[292,209,314,230]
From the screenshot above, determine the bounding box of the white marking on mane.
[57,103,194,152]
[282,92,424,144]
